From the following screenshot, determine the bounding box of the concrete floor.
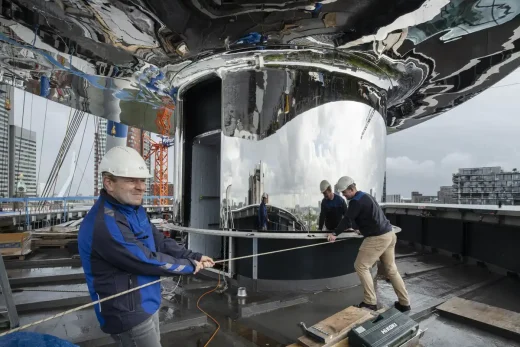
[1,245,519,347]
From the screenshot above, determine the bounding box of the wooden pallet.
[288,307,379,347]
[32,238,75,249]
[0,232,32,260]
[1,249,32,260]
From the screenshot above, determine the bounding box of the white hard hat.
[320,180,331,193]
[336,176,355,192]
[100,146,152,179]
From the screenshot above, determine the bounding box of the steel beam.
[0,255,19,328]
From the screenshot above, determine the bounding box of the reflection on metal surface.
[0,1,518,133]
[221,100,386,223]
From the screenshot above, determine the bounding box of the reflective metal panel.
[221,99,386,230]
[0,0,519,134]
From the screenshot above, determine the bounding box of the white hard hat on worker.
[320,180,334,200]
[335,176,357,200]
[100,146,151,206]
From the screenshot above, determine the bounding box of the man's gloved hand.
[200,255,215,268]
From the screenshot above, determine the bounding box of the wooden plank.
[0,232,30,242]
[437,297,520,336]
[1,233,32,258]
[298,306,373,347]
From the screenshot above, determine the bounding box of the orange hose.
[196,272,221,346]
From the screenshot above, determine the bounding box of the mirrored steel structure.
[2,0,520,290]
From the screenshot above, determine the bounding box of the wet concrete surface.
[5,283,90,312]
[240,286,363,345]
[7,266,84,279]
[462,276,520,314]
[394,253,459,277]
[417,313,520,347]
[6,299,207,346]
[2,249,519,346]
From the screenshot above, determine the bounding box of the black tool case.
[347,308,419,347]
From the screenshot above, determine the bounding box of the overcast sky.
[386,68,520,198]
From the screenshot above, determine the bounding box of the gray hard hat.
[320,180,331,193]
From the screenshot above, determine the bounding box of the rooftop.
[1,244,519,347]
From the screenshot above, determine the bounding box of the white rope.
[0,239,344,337]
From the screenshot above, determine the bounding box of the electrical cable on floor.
[196,272,221,347]
[0,239,345,338]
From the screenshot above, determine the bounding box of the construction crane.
[144,105,174,205]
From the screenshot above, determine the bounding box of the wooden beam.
[296,306,373,347]
[437,297,520,337]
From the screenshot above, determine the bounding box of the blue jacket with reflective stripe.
[78,190,202,334]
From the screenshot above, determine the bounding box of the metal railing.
[0,196,174,229]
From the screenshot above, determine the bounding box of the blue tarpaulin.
[0,332,79,347]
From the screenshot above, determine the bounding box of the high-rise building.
[411,191,436,203]
[126,127,152,195]
[452,167,520,205]
[0,85,9,197]
[93,118,107,196]
[94,121,153,196]
[437,186,455,204]
[9,125,37,196]
[248,161,264,205]
[386,194,402,203]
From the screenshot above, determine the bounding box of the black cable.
[41,109,78,199]
[67,114,89,197]
[50,110,84,197]
[40,109,83,201]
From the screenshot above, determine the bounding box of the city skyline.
[9,88,174,198]
[386,68,520,197]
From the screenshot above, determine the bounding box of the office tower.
[9,125,37,196]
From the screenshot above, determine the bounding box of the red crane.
[144,105,174,205]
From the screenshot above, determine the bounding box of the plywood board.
[0,232,31,258]
[298,306,373,347]
[0,232,30,243]
[437,297,520,336]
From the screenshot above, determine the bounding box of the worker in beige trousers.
[327,176,411,312]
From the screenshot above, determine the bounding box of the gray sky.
[12,91,172,197]
[386,68,520,198]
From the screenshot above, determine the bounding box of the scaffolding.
[144,106,174,205]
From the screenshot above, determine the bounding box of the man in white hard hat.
[328,176,410,313]
[78,146,215,346]
[318,180,348,232]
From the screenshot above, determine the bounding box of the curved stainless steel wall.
[220,69,386,230]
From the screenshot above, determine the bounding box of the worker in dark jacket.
[318,180,348,231]
[78,146,214,347]
[258,193,269,230]
[328,176,410,313]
